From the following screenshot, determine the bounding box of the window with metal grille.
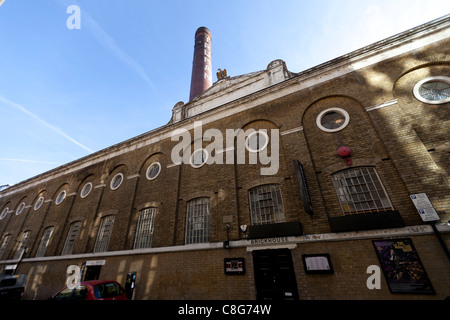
[62,221,82,255]
[93,216,115,253]
[332,167,393,214]
[13,231,30,260]
[35,226,54,257]
[134,208,156,249]
[185,198,210,244]
[249,184,285,225]
[0,235,11,260]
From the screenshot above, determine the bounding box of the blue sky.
[0,0,449,187]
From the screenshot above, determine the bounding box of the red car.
[50,280,128,300]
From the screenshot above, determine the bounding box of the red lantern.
[337,146,352,165]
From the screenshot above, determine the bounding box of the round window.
[80,182,93,198]
[146,162,161,180]
[190,149,208,168]
[34,196,44,211]
[413,76,450,104]
[0,207,8,220]
[56,190,66,205]
[110,173,124,190]
[245,131,269,153]
[16,202,26,216]
[316,108,350,132]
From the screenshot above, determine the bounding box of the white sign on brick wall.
[410,193,440,222]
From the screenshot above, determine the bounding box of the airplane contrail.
[0,95,94,153]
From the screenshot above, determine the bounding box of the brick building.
[0,16,449,300]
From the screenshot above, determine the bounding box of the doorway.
[253,249,299,300]
[83,265,101,281]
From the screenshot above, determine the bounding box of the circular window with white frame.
[413,76,450,105]
[16,202,26,216]
[245,130,269,153]
[316,108,350,132]
[34,196,45,211]
[80,182,93,198]
[0,207,8,220]
[146,162,161,180]
[190,149,208,168]
[55,190,66,205]
[110,173,124,190]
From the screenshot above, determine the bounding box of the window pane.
[0,235,11,260]
[134,208,156,249]
[94,216,115,252]
[14,231,30,259]
[62,221,82,255]
[185,198,210,244]
[36,226,54,257]
[332,167,393,214]
[249,184,285,225]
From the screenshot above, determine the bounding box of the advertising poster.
[373,238,434,294]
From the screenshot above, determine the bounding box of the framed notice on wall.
[373,238,435,294]
[224,258,245,275]
[302,254,333,274]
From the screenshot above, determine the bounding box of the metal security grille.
[134,208,156,249]
[62,221,82,255]
[13,231,30,259]
[332,167,393,214]
[35,226,54,257]
[93,215,115,253]
[0,235,11,260]
[185,198,210,244]
[249,184,285,225]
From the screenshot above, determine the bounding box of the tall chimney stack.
[189,27,212,101]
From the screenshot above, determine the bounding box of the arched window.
[248,184,285,225]
[0,235,11,260]
[62,221,82,255]
[93,216,115,253]
[134,208,156,249]
[36,226,55,257]
[332,167,393,214]
[13,231,30,259]
[185,198,210,244]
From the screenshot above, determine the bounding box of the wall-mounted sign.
[410,193,439,222]
[373,238,434,294]
[224,258,245,275]
[302,254,333,274]
[293,160,314,215]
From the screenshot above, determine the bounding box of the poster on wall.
[224,258,245,275]
[372,238,435,294]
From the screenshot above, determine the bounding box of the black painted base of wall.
[329,210,404,233]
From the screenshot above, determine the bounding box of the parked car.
[50,280,128,300]
[0,274,27,300]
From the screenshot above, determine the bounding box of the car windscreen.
[93,282,123,299]
[53,285,88,300]
[0,278,17,287]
